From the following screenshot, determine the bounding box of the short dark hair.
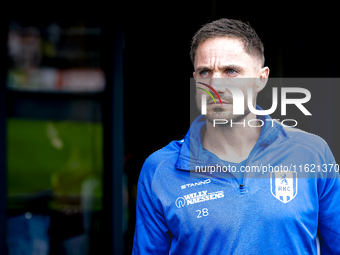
[190,18,265,67]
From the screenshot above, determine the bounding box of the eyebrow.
[196,64,244,73]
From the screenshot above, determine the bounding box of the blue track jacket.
[132,111,340,255]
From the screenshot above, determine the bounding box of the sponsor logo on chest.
[175,190,224,208]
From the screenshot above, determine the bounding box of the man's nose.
[210,76,226,93]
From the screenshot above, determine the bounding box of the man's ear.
[193,72,196,79]
[256,66,269,92]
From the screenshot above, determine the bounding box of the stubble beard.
[204,105,251,125]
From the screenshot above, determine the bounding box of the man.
[132,18,340,254]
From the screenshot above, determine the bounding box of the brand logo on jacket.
[175,190,224,208]
[181,179,211,189]
[270,172,298,203]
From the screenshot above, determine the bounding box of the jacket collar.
[175,105,283,171]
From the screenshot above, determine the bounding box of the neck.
[202,113,261,163]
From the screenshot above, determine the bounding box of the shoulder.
[278,124,334,162]
[138,139,184,188]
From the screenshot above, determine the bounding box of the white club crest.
[270,172,298,203]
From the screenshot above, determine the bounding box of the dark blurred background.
[1,2,339,255]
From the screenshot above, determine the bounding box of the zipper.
[239,119,276,192]
[240,135,271,192]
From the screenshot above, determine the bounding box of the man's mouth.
[208,101,232,105]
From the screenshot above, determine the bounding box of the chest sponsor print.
[270,171,298,203]
[175,190,224,208]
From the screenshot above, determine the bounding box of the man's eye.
[226,69,238,75]
[200,70,210,78]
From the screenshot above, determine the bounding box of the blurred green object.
[7,118,103,212]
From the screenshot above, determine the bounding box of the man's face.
[193,37,269,124]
